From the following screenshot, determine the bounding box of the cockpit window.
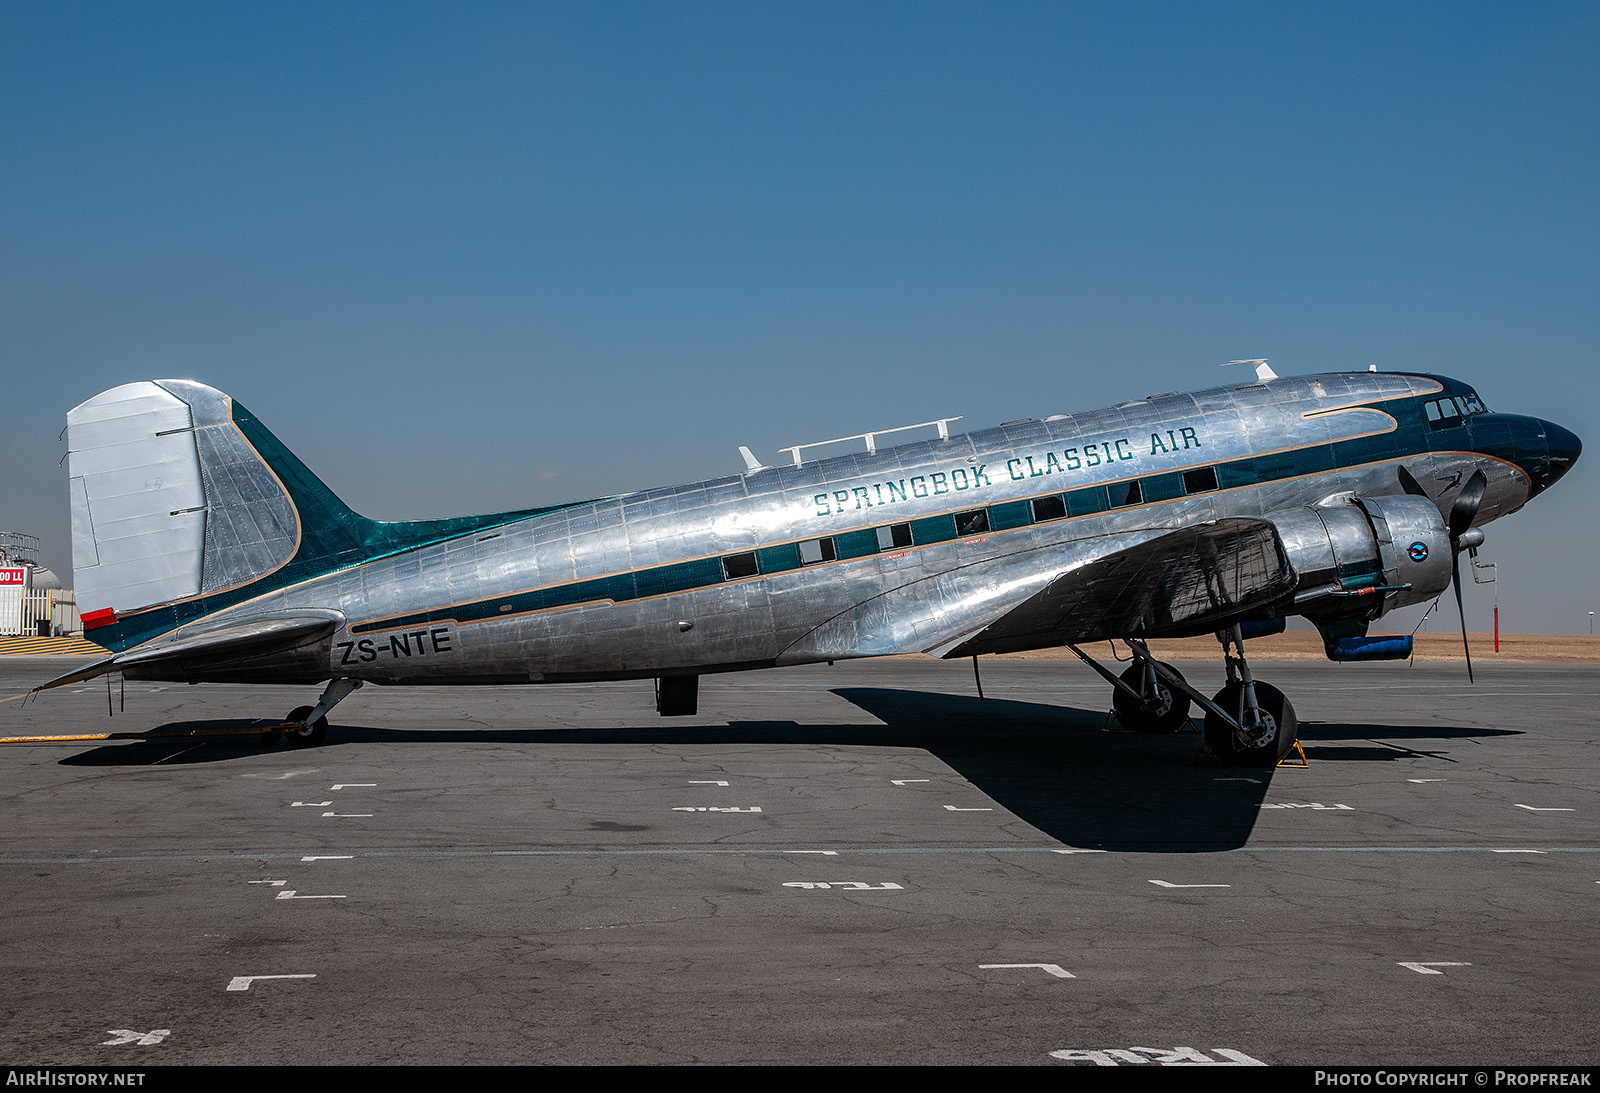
[1423,390,1488,429]
[1424,398,1462,429]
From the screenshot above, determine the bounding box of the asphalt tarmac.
[0,655,1595,1066]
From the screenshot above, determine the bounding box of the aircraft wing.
[941,518,1293,657]
[778,517,1292,664]
[34,611,344,692]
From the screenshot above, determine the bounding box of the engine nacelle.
[1267,495,1453,620]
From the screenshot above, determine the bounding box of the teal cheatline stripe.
[835,528,881,559]
[987,500,1033,531]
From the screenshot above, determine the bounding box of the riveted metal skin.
[59,370,1577,691]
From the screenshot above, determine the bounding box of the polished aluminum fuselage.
[172,371,1544,686]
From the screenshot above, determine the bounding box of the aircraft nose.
[1539,420,1582,493]
[1470,414,1582,498]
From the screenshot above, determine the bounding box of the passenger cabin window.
[877,523,913,550]
[954,509,990,536]
[798,537,837,565]
[1182,467,1219,494]
[1109,480,1143,507]
[722,552,759,580]
[1031,495,1067,522]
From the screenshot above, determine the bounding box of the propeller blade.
[1397,465,1430,498]
[1452,548,1474,684]
[1449,469,1488,541]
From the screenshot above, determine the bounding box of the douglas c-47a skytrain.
[39,362,1579,766]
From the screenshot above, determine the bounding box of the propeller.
[1397,464,1430,498]
[1446,470,1488,683]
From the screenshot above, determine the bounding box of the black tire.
[283,705,329,748]
[1203,681,1298,766]
[1112,661,1192,733]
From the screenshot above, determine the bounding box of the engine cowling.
[1267,495,1453,620]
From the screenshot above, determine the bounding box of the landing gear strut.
[1201,626,1298,767]
[1110,645,1191,733]
[1067,639,1191,733]
[277,678,363,748]
[1069,626,1298,766]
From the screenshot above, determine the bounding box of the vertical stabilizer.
[67,380,303,626]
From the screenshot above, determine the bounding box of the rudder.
[68,380,320,627]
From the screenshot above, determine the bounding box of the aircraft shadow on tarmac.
[50,686,1523,851]
[829,688,1521,850]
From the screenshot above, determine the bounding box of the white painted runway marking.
[331,783,375,790]
[1049,1046,1264,1066]
[322,812,373,817]
[1051,848,1108,854]
[689,780,729,786]
[785,850,839,855]
[291,801,332,808]
[671,806,762,813]
[1150,880,1230,889]
[1215,777,1260,783]
[101,1029,169,1046]
[1398,962,1470,975]
[891,779,930,785]
[1515,804,1575,812]
[275,890,345,900]
[943,805,993,812]
[247,880,287,887]
[1408,779,1446,783]
[980,963,1074,979]
[783,881,903,890]
[226,974,316,991]
[1491,849,1547,854]
[1259,802,1353,810]
[302,855,353,861]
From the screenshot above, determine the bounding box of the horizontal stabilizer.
[34,611,342,692]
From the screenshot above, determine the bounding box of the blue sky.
[3,2,1596,631]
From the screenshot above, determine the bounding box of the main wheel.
[1203,681,1297,766]
[283,705,329,748]
[1112,661,1192,733]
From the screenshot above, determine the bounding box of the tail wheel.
[1203,681,1297,766]
[1112,661,1192,733]
[284,705,329,748]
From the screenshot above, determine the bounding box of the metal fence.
[1,589,80,637]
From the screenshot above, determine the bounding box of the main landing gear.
[265,678,363,748]
[1068,626,1298,767]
